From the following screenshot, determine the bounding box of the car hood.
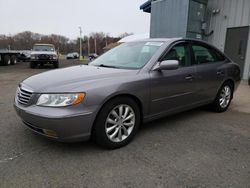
[31,51,57,55]
[21,65,138,92]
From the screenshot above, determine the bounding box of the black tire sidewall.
[54,61,59,68]
[30,62,36,68]
[93,97,140,149]
[10,55,17,65]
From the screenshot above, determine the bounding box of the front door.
[224,26,249,78]
[149,42,197,117]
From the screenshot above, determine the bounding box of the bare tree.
[0,31,128,54]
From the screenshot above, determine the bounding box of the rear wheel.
[211,82,233,112]
[93,97,140,149]
[3,55,10,66]
[10,55,17,65]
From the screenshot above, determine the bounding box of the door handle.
[217,71,225,76]
[185,75,194,81]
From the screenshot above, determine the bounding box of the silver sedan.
[14,38,241,149]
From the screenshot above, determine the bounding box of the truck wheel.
[30,62,36,69]
[3,55,11,66]
[10,55,17,65]
[53,61,59,68]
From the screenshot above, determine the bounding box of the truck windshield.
[33,45,55,52]
[90,42,163,69]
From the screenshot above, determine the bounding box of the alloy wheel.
[219,85,231,109]
[105,104,135,143]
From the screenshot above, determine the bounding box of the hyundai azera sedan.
[14,38,241,149]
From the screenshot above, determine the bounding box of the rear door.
[190,42,227,102]
[149,42,198,116]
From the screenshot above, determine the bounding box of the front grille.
[38,54,51,60]
[17,87,33,105]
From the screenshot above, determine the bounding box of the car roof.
[128,38,220,49]
[127,38,180,43]
[128,38,211,44]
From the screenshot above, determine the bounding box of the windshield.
[90,42,163,69]
[33,45,55,52]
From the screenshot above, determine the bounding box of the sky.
[0,0,150,39]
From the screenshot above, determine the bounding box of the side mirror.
[153,60,179,71]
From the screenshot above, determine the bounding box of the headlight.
[52,55,57,59]
[37,93,85,107]
[30,55,36,59]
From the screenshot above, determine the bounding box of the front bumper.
[30,59,58,62]
[14,101,96,142]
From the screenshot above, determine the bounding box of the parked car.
[66,52,79,59]
[88,53,98,60]
[14,38,241,149]
[30,44,59,68]
[18,50,31,62]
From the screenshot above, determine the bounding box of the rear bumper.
[14,102,96,142]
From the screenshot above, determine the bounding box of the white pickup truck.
[30,43,59,68]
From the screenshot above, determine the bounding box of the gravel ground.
[0,60,250,188]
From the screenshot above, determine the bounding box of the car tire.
[3,55,10,66]
[93,97,141,149]
[10,55,17,65]
[211,82,233,112]
[53,61,59,68]
[30,62,36,69]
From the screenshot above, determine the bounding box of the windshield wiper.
[97,64,118,68]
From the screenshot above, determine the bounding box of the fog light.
[42,129,58,138]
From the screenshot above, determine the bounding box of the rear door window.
[191,44,226,64]
[192,45,215,64]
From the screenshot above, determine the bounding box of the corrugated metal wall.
[207,0,250,79]
[150,0,189,38]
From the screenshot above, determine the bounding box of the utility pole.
[79,27,83,61]
[94,38,97,54]
[87,37,90,56]
[105,35,108,47]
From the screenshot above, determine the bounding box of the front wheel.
[30,62,36,69]
[93,97,140,149]
[211,82,233,112]
[53,61,59,68]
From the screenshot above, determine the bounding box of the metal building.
[140,0,250,80]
